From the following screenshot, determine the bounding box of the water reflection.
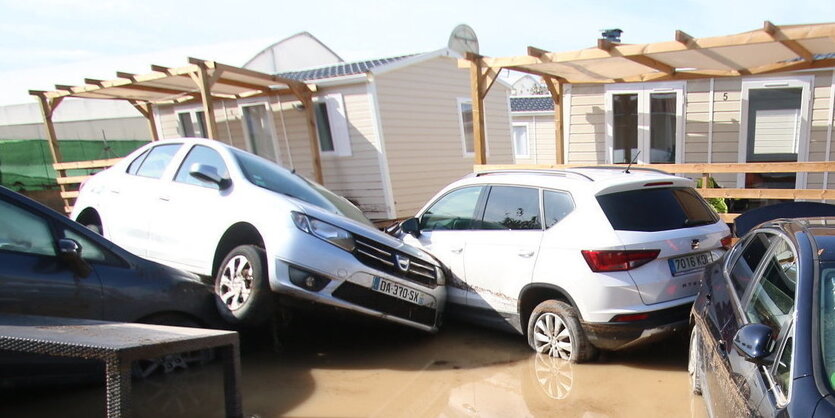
[0,321,706,418]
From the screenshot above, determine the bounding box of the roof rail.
[471,169,594,182]
[573,166,671,175]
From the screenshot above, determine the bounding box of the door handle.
[159,195,171,202]
[518,250,535,258]
[450,247,463,254]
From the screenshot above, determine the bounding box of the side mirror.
[400,217,421,237]
[190,163,230,190]
[58,238,92,278]
[733,323,775,365]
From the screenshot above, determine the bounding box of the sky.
[1,0,834,104]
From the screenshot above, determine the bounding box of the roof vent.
[600,28,623,43]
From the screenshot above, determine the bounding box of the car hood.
[289,198,440,266]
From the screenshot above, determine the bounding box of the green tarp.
[0,139,148,191]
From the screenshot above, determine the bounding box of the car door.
[0,196,103,319]
[701,231,773,416]
[104,143,183,256]
[462,186,544,315]
[146,144,231,273]
[403,185,486,307]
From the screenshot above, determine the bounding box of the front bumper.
[268,230,446,332]
[582,303,691,350]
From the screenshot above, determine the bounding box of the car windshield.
[596,187,719,232]
[820,264,835,392]
[231,149,372,226]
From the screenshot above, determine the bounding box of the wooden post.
[129,101,159,142]
[288,85,324,185]
[544,77,565,164]
[31,92,72,211]
[468,57,488,165]
[194,65,219,140]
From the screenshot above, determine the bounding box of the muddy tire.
[688,325,703,395]
[527,300,597,363]
[214,245,272,326]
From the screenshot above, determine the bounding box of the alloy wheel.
[217,255,254,311]
[533,312,573,359]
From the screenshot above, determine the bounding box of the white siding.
[513,114,557,165]
[567,84,605,164]
[375,56,514,218]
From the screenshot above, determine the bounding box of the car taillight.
[721,235,733,250]
[611,313,650,322]
[581,249,660,272]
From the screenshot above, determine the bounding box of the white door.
[461,186,543,314]
[146,144,230,274]
[404,186,486,307]
[104,143,183,257]
[605,82,684,164]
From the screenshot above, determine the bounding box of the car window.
[820,265,835,393]
[420,186,484,231]
[481,186,541,230]
[134,144,182,179]
[773,331,793,402]
[744,238,796,333]
[729,232,772,297]
[174,145,229,189]
[0,199,56,256]
[63,228,123,266]
[126,149,150,175]
[596,187,718,232]
[543,190,574,229]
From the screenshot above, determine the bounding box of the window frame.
[132,143,183,180]
[173,144,230,190]
[239,101,281,163]
[418,185,487,232]
[512,122,531,158]
[736,76,813,189]
[175,106,208,138]
[480,185,543,231]
[604,81,684,165]
[457,97,490,158]
[313,93,351,158]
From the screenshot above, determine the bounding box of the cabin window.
[605,82,683,164]
[241,103,279,163]
[458,99,475,155]
[177,110,207,138]
[314,93,351,157]
[512,124,530,158]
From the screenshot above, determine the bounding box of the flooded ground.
[0,316,708,417]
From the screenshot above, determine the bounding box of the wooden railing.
[475,162,835,223]
[53,157,122,214]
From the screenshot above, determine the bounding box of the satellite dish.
[448,24,479,55]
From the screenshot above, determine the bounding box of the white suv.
[393,168,730,362]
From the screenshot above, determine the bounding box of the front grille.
[332,282,437,327]
[353,237,437,287]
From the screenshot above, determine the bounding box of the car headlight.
[291,211,355,252]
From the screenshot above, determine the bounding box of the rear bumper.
[582,303,691,351]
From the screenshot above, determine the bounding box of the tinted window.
[127,149,149,175]
[481,186,541,230]
[63,228,123,266]
[820,265,835,393]
[745,238,796,333]
[0,199,55,256]
[420,187,483,231]
[596,187,718,232]
[174,145,229,189]
[135,144,182,179]
[544,190,574,228]
[729,233,772,296]
[231,148,371,226]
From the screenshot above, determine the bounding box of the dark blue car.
[689,216,835,417]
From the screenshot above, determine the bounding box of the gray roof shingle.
[510,96,554,112]
[277,55,418,81]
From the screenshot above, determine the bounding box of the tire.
[84,222,102,235]
[527,300,597,363]
[689,325,703,395]
[214,245,272,326]
[134,315,214,379]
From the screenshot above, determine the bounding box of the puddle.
[0,318,708,417]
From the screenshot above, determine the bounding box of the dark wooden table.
[0,314,242,418]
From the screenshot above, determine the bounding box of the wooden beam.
[475,161,835,174]
[467,54,488,165]
[55,85,75,91]
[621,54,676,74]
[675,30,695,46]
[763,20,814,62]
[288,84,324,184]
[597,38,613,52]
[194,65,219,140]
[543,77,564,164]
[116,71,136,80]
[127,100,160,141]
[150,64,172,74]
[117,83,195,96]
[84,78,105,86]
[527,46,550,58]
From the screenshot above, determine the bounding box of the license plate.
[669,251,714,276]
[372,276,426,305]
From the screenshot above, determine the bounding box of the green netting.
[0,139,148,191]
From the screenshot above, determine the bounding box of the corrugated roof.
[510,96,554,112]
[277,55,418,81]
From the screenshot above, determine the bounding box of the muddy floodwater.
[1,316,708,417]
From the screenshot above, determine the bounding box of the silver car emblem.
[395,254,410,272]
[691,239,700,250]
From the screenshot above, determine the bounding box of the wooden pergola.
[29,57,324,212]
[463,21,835,165]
